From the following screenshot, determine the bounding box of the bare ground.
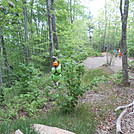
[81,54,134,134]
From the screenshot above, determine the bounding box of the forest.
[0,0,134,134]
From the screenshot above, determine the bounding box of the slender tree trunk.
[69,0,75,24]
[0,59,2,87]
[23,0,30,65]
[120,0,129,85]
[0,30,11,87]
[0,39,4,101]
[51,0,59,50]
[46,0,54,68]
[69,0,76,24]
[1,35,9,68]
[103,0,108,51]
[30,0,34,53]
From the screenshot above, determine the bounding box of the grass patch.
[82,69,107,85]
[0,120,36,134]
[0,104,95,134]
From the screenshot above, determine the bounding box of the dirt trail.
[81,53,134,134]
[83,53,133,73]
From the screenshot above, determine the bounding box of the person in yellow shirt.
[51,58,62,86]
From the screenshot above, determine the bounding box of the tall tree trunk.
[23,0,30,65]
[0,30,10,87]
[103,0,108,51]
[1,35,9,69]
[46,0,54,69]
[70,0,73,24]
[0,60,2,87]
[120,0,129,85]
[0,42,4,102]
[51,0,59,50]
[69,0,75,24]
[30,0,34,53]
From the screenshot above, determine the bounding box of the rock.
[31,124,75,134]
[14,129,23,134]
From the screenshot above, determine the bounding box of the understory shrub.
[128,46,134,57]
[0,64,50,120]
[109,71,123,85]
[0,104,95,134]
[55,58,85,112]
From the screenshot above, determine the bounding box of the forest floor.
[81,53,134,134]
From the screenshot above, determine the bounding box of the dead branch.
[115,100,134,111]
[116,109,127,134]
[115,100,134,134]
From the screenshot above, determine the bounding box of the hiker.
[51,58,62,86]
[115,48,119,57]
[119,51,122,57]
[104,46,108,52]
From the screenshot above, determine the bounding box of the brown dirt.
[81,54,134,134]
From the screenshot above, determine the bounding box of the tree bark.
[120,0,129,85]
[0,30,10,87]
[46,0,54,68]
[70,0,73,24]
[0,37,3,101]
[0,29,9,98]
[51,0,59,50]
[103,0,108,51]
[23,0,30,65]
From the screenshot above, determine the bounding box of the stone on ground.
[31,124,75,134]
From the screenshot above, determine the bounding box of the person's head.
[52,56,58,61]
[53,61,59,67]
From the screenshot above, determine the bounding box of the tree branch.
[115,100,134,134]
[116,109,127,134]
[115,100,134,111]
[124,0,129,19]
[120,0,123,21]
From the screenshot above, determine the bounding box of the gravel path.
[83,54,133,73]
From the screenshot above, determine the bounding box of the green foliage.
[128,45,134,57]
[109,71,123,85]
[0,119,36,134]
[0,104,95,134]
[0,64,51,120]
[55,58,85,112]
[82,69,108,93]
[0,0,133,132]
[1,89,47,120]
[13,63,41,94]
[129,60,134,66]
[83,69,107,85]
[19,91,47,116]
[52,62,109,112]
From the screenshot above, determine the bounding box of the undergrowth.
[0,104,95,134]
[0,65,113,133]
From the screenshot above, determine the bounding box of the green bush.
[128,46,134,57]
[82,69,107,85]
[0,64,52,120]
[109,71,123,85]
[55,58,85,112]
[14,63,41,94]
[1,89,47,120]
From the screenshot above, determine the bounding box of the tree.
[51,0,59,50]
[120,0,129,85]
[0,38,3,102]
[46,0,54,68]
[92,0,121,52]
[23,0,30,65]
